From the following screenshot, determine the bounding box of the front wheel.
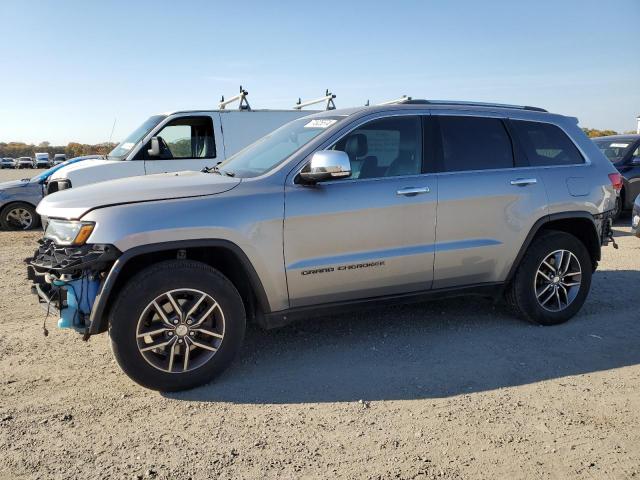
[109,260,246,391]
[507,231,592,326]
[0,202,40,230]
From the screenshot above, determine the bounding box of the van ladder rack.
[219,85,251,111]
[294,89,336,110]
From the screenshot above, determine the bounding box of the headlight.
[44,220,95,246]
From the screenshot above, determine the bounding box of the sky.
[0,0,638,145]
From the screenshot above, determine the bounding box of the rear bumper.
[593,210,616,246]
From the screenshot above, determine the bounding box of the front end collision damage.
[27,238,120,337]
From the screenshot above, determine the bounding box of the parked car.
[34,152,51,168]
[592,134,640,217]
[16,157,33,169]
[52,154,66,165]
[1,158,16,169]
[0,156,99,230]
[45,109,315,194]
[28,101,619,391]
[632,194,640,238]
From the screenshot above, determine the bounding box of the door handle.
[510,178,537,186]
[396,186,430,196]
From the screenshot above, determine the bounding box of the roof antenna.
[108,118,117,145]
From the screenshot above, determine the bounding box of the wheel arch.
[505,211,601,285]
[88,239,270,335]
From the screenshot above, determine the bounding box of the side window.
[437,116,514,172]
[511,120,584,167]
[331,116,422,179]
[149,116,215,160]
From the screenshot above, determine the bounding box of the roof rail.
[219,85,251,110]
[404,99,547,112]
[294,89,336,110]
[375,95,412,106]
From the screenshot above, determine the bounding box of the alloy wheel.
[534,249,582,312]
[136,289,225,373]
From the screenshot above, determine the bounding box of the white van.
[34,153,50,168]
[45,109,313,194]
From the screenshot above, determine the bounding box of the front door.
[144,114,220,174]
[283,115,438,307]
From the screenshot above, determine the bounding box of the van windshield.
[216,116,344,178]
[107,115,165,160]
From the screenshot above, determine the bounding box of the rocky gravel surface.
[1,169,638,479]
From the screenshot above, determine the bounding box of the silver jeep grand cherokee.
[28,101,620,391]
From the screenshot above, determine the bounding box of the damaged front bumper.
[26,238,120,336]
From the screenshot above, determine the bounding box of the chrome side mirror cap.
[147,137,160,157]
[299,150,351,183]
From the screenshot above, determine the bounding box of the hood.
[48,158,117,179]
[37,170,241,220]
[0,179,30,190]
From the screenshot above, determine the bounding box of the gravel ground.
[1,169,639,479]
[0,168,48,182]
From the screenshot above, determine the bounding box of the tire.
[109,260,246,391]
[613,195,623,221]
[0,202,40,230]
[506,231,592,326]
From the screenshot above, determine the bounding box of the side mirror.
[631,156,640,166]
[147,137,160,157]
[299,150,351,184]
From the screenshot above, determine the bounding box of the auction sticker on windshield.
[304,119,337,129]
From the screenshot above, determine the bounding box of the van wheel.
[0,202,39,230]
[109,260,246,391]
[506,231,592,326]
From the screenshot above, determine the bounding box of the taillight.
[608,172,623,192]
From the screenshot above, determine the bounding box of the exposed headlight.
[44,220,95,246]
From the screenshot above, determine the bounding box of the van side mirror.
[299,151,352,184]
[147,137,160,157]
[631,156,640,166]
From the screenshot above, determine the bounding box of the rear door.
[283,114,438,307]
[432,113,548,288]
[144,114,221,174]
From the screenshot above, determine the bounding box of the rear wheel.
[109,260,246,391]
[0,202,39,230]
[507,231,592,325]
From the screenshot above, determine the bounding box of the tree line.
[0,141,117,159]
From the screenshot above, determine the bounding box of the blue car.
[0,155,100,230]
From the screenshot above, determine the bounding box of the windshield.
[217,116,344,178]
[107,115,165,160]
[594,139,636,163]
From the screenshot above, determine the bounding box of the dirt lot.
[1,169,639,479]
